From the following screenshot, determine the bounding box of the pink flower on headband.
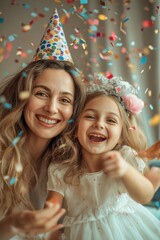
[123,94,144,114]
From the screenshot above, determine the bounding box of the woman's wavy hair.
[52,91,147,185]
[0,59,86,214]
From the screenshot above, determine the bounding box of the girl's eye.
[107,118,117,124]
[85,115,95,119]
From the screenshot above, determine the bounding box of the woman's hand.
[10,202,65,237]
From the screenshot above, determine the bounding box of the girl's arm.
[121,163,154,204]
[144,167,160,192]
[102,151,154,204]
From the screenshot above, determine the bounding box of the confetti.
[80,0,88,4]
[19,91,30,100]
[98,14,108,20]
[149,104,154,110]
[12,131,23,146]
[9,177,17,185]
[0,18,4,23]
[3,102,12,109]
[149,114,160,126]
[67,119,74,123]
[15,163,23,172]
[142,20,154,28]
[140,56,147,64]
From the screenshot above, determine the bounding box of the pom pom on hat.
[33,9,73,62]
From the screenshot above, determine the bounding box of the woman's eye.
[35,92,48,97]
[60,98,72,104]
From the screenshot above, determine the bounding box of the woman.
[0,59,86,239]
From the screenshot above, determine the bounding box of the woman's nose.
[44,99,58,114]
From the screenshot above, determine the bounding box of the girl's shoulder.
[48,162,67,176]
[120,145,146,172]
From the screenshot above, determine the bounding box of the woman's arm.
[102,151,154,204]
[45,191,65,240]
[0,215,15,240]
[0,202,65,240]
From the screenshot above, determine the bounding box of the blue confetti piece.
[68,119,74,123]
[18,130,23,137]
[3,102,12,109]
[149,104,154,110]
[22,71,27,78]
[12,136,21,146]
[44,7,50,12]
[123,17,129,22]
[31,12,38,17]
[140,56,147,65]
[80,0,88,4]
[9,177,17,185]
[22,63,28,68]
[8,35,15,42]
[22,3,30,8]
[12,131,23,146]
[116,42,123,47]
[69,69,80,77]
[0,18,4,23]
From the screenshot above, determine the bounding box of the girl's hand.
[102,151,129,178]
[10,202,65,237]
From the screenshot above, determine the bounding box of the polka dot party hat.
[33,9,73,62]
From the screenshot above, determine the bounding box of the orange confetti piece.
[149,114,160,126]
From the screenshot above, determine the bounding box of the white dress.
[47,145,160,240]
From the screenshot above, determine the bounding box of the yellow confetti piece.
[22,25,32,32]
[149,114,160,126]
[120,22,126,35]
[148,45,154,50]
[15,163,23,172]
[148,90,152,97]
[19,91,30,100]
[98,14,108,20]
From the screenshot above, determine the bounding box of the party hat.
[33,9,73,62]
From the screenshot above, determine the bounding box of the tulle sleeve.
[47,163,65,196]
[120,145,146,173]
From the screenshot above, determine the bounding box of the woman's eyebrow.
[33,85,74,97]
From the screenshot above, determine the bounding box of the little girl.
[47,75,160,240]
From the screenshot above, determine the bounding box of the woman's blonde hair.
[0,59,86,214]
[51,91,147,185]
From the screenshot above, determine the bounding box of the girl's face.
[77,95,123,156]
[24,68,74,142]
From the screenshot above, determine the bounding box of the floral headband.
[86,74,144,115]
